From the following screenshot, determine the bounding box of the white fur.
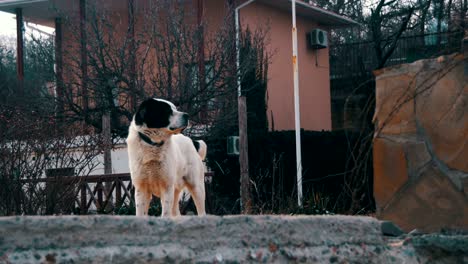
[127,104,207,217]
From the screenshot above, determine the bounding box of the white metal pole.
[291,0,303,207]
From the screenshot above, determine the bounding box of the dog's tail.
[192,139,207,161]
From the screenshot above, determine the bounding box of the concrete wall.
[373,43,468,232]
[2,215,466,263]
[91,144,130,175]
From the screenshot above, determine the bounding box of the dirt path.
[0,215,466,263]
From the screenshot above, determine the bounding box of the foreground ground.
[0,215,466,263]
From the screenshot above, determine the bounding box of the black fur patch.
[135,99,173,128]
[192,139,200,152]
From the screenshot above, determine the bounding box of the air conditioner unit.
[227,136,239,156]
[307,29,328,49]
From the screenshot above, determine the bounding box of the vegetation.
[0,0,464,216]
[0,34,104,215]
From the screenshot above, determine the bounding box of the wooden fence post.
[238,96,252,214]
[103,112,114,210]
[97,182,103,211]
[80,182,87,214]
[116,179,122,208]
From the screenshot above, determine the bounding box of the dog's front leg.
[160,185,175,217]
[135,188,151,216]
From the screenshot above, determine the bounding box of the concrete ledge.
[0,215,466,263]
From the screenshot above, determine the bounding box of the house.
[0,0,356,132]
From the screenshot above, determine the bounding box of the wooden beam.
[127,0,136,111]
[102,112,114,206]
[97,182,104,211]
[118,179,132,204]
[55,17,64,115]
[238,96,252,213]
[116,179,122,207]
[103,113,112,175]
[197,0,206,120]
[21,172,214,184]
[21,173,130,184]
[85,183,99,209]
[16,8,24,95]
[79,0,88,113]
[80,182,87,213]
[197,0,205,80]
[101,181,117,212]
[235,1,253,214]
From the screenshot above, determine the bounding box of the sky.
[0,10,54,40]
[0,11,17,37]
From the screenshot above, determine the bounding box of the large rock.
[414,54,467,172]
[373,64,419,135]
[379,164,468,232]
[373,137,408,209]
[373,52,468,232]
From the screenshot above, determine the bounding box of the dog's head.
[133,98,189,142]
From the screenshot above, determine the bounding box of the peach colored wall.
[239,3,332,131]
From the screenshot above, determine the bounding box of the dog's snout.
[179,113,189,128]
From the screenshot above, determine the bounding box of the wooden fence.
[27,172,215,214]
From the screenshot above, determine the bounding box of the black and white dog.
[127,98,207,217]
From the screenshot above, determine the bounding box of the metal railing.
[330,31,464,80]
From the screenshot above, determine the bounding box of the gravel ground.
[0,215,466,263]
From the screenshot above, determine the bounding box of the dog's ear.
[134,101,148,126]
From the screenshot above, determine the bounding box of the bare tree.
[0,31,107,216]
[417,0,433,35]
[55,0,267,140]
[462,0,468,31]
[0,104,103,215]
[369,0,415,69]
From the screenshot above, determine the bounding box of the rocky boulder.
[373,49,468,232]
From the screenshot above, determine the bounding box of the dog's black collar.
[138,132,164,147]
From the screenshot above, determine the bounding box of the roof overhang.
[256,0,358,28]
[0,0,54,27]
[0,0,359,29]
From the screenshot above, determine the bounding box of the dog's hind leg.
[171,188,182,217]
[135,188,151,216]
[187,183,206,216]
